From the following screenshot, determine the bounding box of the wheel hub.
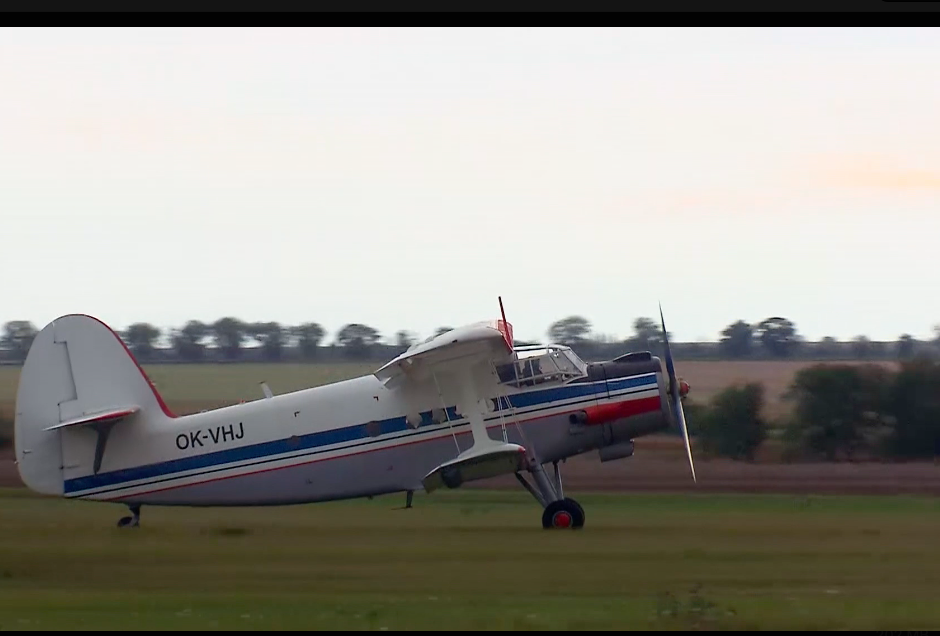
[552,511,572,528]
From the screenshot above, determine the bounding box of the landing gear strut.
[117,504,140,528]
[515,458,585,529]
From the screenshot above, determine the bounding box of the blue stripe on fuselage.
[63,374,658,495]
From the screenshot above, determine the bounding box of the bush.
[886,357,940,458]
[691,383,767,461]
[677,398,708,442]
[782,364,895,461]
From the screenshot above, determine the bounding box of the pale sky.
[2,27,939,344]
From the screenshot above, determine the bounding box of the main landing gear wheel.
[542,498,585,530]
[117,504,141,528]
[515,458,586,530]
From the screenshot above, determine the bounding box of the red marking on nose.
[578,396,662,425]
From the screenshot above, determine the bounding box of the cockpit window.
[495,344,586,388]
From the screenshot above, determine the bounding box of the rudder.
[14,314,174,496]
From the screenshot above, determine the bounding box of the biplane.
[13,299,695,530]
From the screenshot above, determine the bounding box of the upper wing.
[375,319,514,389]
[376,318,528,493]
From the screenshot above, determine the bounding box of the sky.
[2,27,939,345]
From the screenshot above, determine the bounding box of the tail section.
[14,314,174,496]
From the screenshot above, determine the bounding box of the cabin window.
[496,363,518,383]
[495,346,587,388]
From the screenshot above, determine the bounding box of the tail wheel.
[542,498,585,530]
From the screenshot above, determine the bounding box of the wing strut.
[431,370,461,454]
[421,362,527,493]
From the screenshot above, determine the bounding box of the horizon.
[2,312,933,347]
[3,27,939,343]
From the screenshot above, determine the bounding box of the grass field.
[0,359,899,422]
[1,488,939,630]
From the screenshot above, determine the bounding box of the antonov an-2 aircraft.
[13,299,695,530]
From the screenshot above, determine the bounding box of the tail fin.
[14,314,175,496]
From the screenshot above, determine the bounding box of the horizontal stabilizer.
[43,406,140,432]
[422,443,527,493]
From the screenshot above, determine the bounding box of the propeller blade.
[674,389,695,484]
[659,303,696,484]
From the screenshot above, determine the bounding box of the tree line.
[2,315,940,364]
[3,316,940,460]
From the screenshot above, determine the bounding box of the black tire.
[568,499,585,526]
[116,516,136,528]
[541,498,585,529]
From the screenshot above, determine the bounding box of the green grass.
[1,489,940,630]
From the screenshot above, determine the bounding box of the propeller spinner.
[659,304,696,484]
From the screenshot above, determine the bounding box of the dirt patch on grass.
[471,452,940,496]
[472,434,940,495]
[3,437,939,496]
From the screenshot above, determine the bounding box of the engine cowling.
[567,394,671,463]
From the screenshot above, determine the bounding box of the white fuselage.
[62,370,664,506]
